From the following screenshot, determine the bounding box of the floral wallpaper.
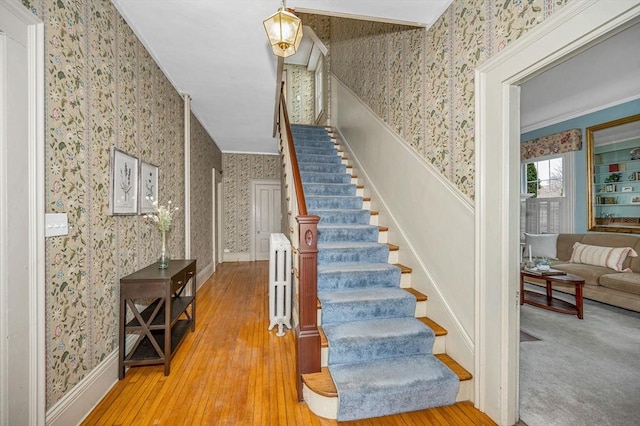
[22,0,188,409]
[521,128,582,161]
[222,154,281,254]
[284,64,315,125]
[328,0,571,199]
[190,112,222,272]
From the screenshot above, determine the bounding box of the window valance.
[521,128,582,161]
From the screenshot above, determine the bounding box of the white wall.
[331,75,475,374]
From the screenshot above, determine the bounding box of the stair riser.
[298,163,347,174]
[317,227,379,243]
[296,146,337,155]
[327,332,432,365]
[306,196,363,210]
[320,333,445,368]
[320,296,416,326]
[311,210,371,225]
[303,183,357,197]
[301,173,352,184]
[318,246,389,264]
[318,268,400,292]
[297,154,342,164]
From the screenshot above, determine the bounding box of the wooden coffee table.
[520,270,585,319]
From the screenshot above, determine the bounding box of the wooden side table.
[119,259,196,379]
[520,269,585,319]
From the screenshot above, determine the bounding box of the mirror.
[587,114,640,233]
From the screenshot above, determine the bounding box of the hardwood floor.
[82,262,496,425]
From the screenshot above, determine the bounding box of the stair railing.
[277,83,321,401]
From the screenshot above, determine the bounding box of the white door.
[0,2,45,424]
[253,181,281,261]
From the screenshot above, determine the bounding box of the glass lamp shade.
[263,7,303,58]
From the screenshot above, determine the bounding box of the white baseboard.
[196,261,214,292]
[222,252,251,262]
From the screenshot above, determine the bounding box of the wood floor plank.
[81,262,495,426]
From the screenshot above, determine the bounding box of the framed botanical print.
[110,147,139,215]
[139,161,159,213]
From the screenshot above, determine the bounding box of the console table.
[119,259,196,379]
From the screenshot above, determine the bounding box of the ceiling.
[112,1,639,155]
[520,22,640,133]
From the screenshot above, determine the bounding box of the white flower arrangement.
[144,198,179,232]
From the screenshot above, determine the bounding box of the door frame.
[250,179,281,261]
[474,1,640,424]
[0,1,45,424]
[211,168,217,272]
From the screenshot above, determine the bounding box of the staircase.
[289,124,472,421]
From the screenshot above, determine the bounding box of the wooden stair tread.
[404,287,428,302]
[387,243,399,251]
[319,326,328,347]
[363,197,371,202]
[302,368,338,398]
[418,317,448,336]
[435,354,473,381]
[378,226,389,232]
[395,263,413,274]
[356,184,364,189]
[370,210,379,216]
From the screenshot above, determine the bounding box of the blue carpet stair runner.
[290,124,459,421]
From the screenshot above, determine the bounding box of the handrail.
[277,83,321,401]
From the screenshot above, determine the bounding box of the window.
[521,153,574,234]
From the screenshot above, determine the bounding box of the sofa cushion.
[523,233,559,259]
[580,234,640,272]
[569,242,638,272]
[599,273,640,296]
[550,262,611,287]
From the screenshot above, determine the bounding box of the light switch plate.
[45,213,69,237]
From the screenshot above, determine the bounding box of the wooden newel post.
[295,214,321,401]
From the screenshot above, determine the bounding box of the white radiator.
[268,233,292,337]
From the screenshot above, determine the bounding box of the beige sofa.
[525,233,640,312]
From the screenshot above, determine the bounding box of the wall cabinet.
[118,259,196,379]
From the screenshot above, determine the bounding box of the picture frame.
[631,196,640,204]
[110,147,139,215]
[621,186,633,192]
[139,161,159,213]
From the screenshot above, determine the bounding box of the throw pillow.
[569,242,638,272]
[523,233,559,259]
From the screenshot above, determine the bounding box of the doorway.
[0,1,45,423]
[251,180,281,261]
[475,2,640,424]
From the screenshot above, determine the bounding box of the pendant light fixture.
[263,0,303,58]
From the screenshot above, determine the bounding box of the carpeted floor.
[519,289,640,426]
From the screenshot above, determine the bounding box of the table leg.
[575,283,584,319]
[545,279,552,303]
[520,273,524,305]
